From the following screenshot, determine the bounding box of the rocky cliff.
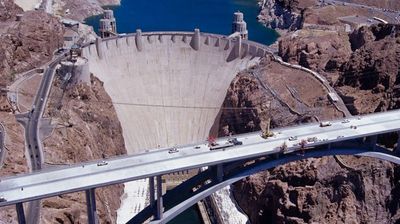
[277,22,400,114]
[278,29,352,73]
[257,0,306,31]
[0,5,63,87]
[220,56,400,223]
[218,56,341,137]
[234,156,400,224]
[41,74,127,223]
[0,0,23,21]
[336,24,400,114]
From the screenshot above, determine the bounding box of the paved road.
[1,109,400,206]
[15,54,66,224]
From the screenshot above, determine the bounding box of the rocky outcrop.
[233,156,400,224]
[42,74,126,223]
[278,29,352,72]
[336,24,400,114]
[220,56,400,224]
[218,56,341,136]
[0,9,63,87]
[0,0,23,22]
[257,0,304,31]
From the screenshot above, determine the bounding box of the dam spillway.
[82,31,269,154]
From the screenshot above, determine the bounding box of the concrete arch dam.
[82,31,270,154]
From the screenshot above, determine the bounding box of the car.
[342,119,350,123]
[194,145,201,149]
[289,136,298,141]
[168,148,179,154]
[320,121,332,127]
[97,161,108,166]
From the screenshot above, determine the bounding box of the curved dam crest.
[82,32,270,154]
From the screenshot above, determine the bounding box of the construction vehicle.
[261,118,274,139]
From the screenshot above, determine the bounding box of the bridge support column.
[396,132,400,155]
[16,203,26,224]
[368,135,378,150]
[217,164,224,182]
[156,175,163,220]
[86,188,98,224]
[149,177,155,206]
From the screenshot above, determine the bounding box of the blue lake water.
[85,0,279,45]
[85,0,276,222]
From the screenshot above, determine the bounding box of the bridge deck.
[0,110,400,206]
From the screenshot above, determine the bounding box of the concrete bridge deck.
[1,109,400,207]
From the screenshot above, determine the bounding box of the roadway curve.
[148,147,400,224]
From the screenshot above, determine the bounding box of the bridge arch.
[130,147,400,224]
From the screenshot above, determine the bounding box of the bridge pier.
[149,177,155,206]
[368,135,378,150]
[217,164,224,182]
[396,131,400,155]
[86,188,98,224]
[16,203,26,224]
[156,175,163,220]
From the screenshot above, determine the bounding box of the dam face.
[82,31,267,154]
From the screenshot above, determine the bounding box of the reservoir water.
[85,0,277,223]
[85,0,279,45]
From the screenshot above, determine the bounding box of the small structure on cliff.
[232,11,248,39]
[59,45,90,86]
[99,9,117,38]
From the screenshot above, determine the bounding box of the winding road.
[15,53,66,224]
